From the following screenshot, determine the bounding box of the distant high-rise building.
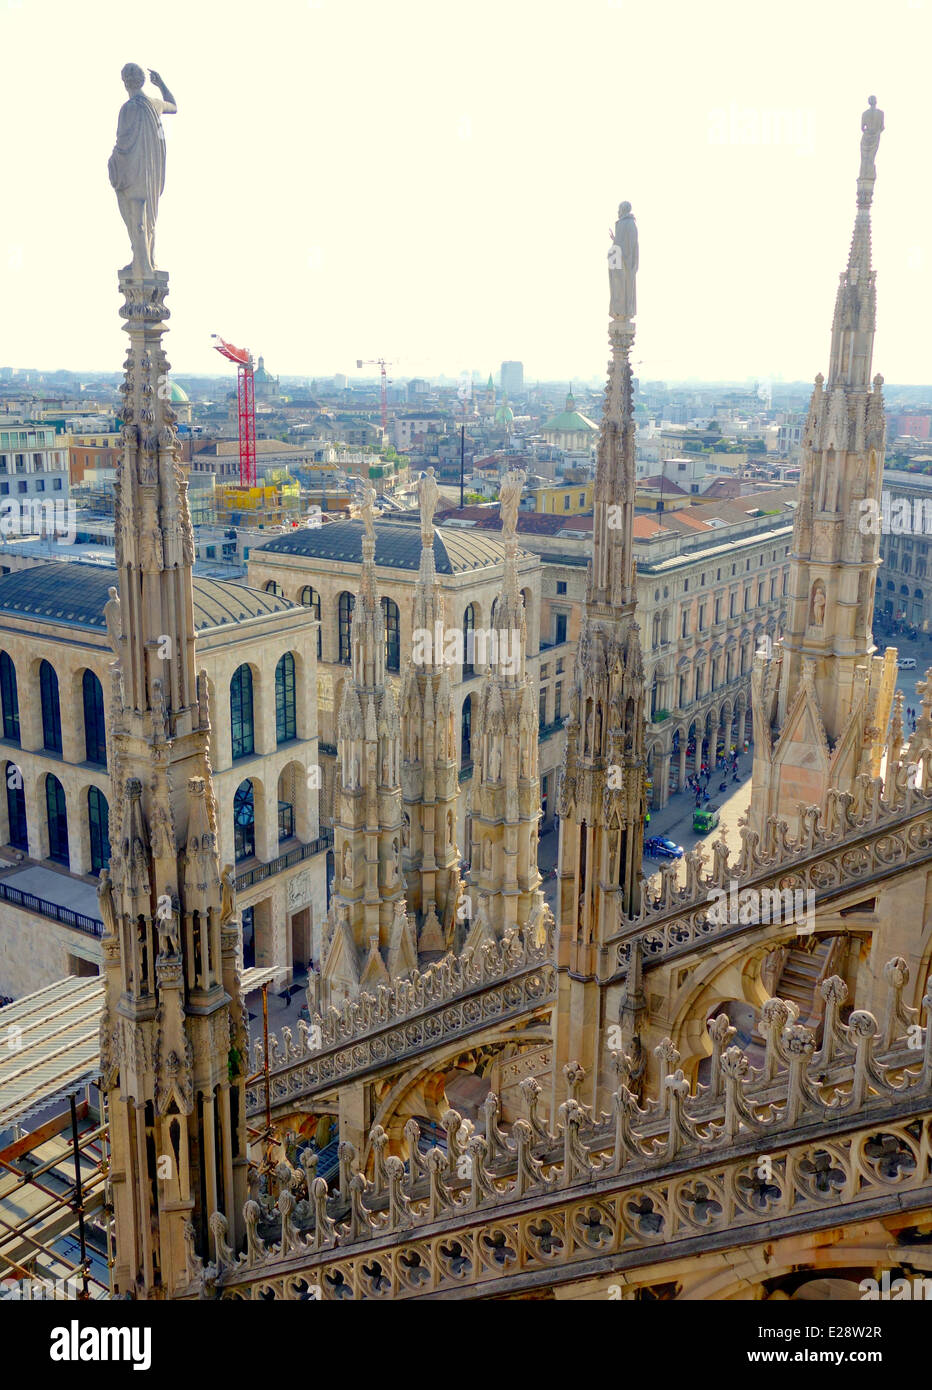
[500,360,523,395]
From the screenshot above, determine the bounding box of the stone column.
[255,668,277,756]
[256,777,278,862]
[68,789,87,876]
[654,751,671,810]
[19,679,42,753]
[678,741,688,790]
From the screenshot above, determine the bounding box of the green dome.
[495,403,514,424]
[543,392,596,434]
[169,382,189,404]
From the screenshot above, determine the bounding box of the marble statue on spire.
[859,96,884,182]
[609,201,638,320]
[418,467,440,545]
[109,64,177,276]
[358,484,377,540]
[499,470,525,540]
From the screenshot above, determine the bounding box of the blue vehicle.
[644,835,685,859]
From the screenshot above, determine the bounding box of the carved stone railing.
[187,958,932,1300]
[608,765,932,982]
[245,924,556,1116]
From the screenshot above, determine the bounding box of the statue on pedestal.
[104,586,123,657]
[498,470,525,541]
[608,202,638,320]
[220,864,236,925]
[859,96,884,182]
[109,65,177,277]
[418,468,440,545]
[358,485,377,541]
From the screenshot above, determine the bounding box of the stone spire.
[750,99,895,834]
[464,470,549,955]
[400,494,461,956]
[552,215,648,1104]
[323,526,409,1004]
[99,72,248,1296]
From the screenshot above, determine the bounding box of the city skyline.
[1,0,930,383]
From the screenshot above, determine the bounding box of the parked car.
[898,658,917,670]
[645,835,684,859]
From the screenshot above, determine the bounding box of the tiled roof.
[638,474,690,495]
[195,438,309,457]
[436,505,593,537]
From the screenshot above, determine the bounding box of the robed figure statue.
[859,95,884,183]
[608,201,638,321]
[109,64,177,276]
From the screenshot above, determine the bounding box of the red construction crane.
[356,357,393,431]
[212,334,257,487]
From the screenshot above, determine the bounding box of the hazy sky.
[1,0,930,386]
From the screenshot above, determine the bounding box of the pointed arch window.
[0,653,19,744]
[83,669,107,766]
[5,763,26,851]
[382,597,400,672]
[461,694,472,765]
[88,787,110,874]
[230,665,255,760]
[45,773,68,865]
[40,660,61,754]
[462,605,476,677]
[275,652,297,744]
[338,592,355,665]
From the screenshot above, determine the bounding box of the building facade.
[0,425,69,505]
[244,518,566,846]
[0,562,328,999]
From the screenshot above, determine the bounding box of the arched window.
[46,773,68,865]
[0,653,19,744]
[338,592,355,664]
[301,586,322,659]
[275,652,296,744]
[461,694,472,765]
[234,779,255,863]
[88,787,110,874]
[83,670,107,766]
[265,581,283,597]
[40,660,62,754]
[382,597,400,672]
[462,604,476,677]
[230,665,255,760]
[5,763,26,851]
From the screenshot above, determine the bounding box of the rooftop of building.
[638,474,690,495]
[697,477,749,500]
[0,562,297,634]
[435,504,593,537]
[254,517,527,573]
[194,438,311,457]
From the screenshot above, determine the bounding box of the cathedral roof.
[0,562,297,634]
[255,518,519,573]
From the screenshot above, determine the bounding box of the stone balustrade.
[246,922,556,1116]
[187,956,932,1300]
